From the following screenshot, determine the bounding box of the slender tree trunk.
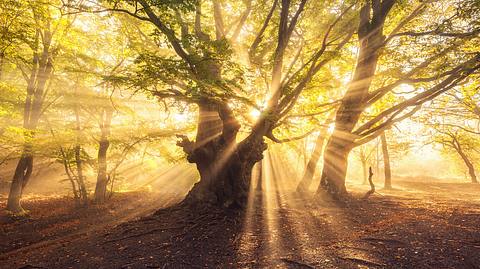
[380,132,392,189]
[74,145,87,204]
[64,162,79,201]
[6,56,38,214]
[94,108,112,203]
[455,145,478,183]
[296,130,326,192]
[74,104,88,204]
[466,163,477,183]
[376,140,380,179]
[7,29,53,213]
[60,148,79,201]
[0,52,4,81]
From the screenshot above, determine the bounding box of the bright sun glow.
[250,109,261,120]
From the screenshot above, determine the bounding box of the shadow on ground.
[1,177,480,269]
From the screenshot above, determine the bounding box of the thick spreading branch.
[354,54,480,139]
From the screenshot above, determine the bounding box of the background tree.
[432,128,478,183]
[296,112,335,192]
[317,0,480,198]
[7,2,59,213]
[380,130,392,189]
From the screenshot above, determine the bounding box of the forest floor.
[1,179,480,269]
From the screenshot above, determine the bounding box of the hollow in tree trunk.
[380,132,392,189]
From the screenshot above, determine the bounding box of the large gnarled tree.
[74,0,357,207]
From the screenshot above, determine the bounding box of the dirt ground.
[1,179,479,269]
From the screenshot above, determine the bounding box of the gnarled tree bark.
[179,100,266,208]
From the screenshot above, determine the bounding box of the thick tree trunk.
[186,148,259,207]
[380,132,392,189]
[316,1,394,198]
[184,138,265,207]
[180,101,266,208]
[296,131,326,192]
[6,152,33,213]
[316,135,350,197]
